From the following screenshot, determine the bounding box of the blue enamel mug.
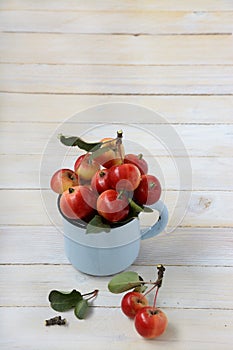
[59,200,168,276]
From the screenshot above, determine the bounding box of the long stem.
[82,289,99,300]
[143,265,165,305]
[153,286,159,309]
[143,283,157,298]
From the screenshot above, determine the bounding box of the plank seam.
[1,31,232,36]
[1,91,233,96]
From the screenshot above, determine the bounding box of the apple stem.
[99,170,106,177]
[117,189,125,200]
[138,153,143,160]
[68,187,75,194]
[156,264,166,289]
[117,130,123,139]
[143,283,157,298]
[116,130,124,163]
[153,286,159,309]
[143,264,165,304]
[82,289,99,301]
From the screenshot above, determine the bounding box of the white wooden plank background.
[1,64,233,94]
[0,94,233,123]
[0,1,233,349]
[2,34,233,64]
[1,0,233,11]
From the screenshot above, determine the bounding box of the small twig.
[45,315,67,326]
[139,264,166,287]
[139,265,166,309]
[156,264,166,289]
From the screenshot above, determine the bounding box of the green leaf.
[142,206,154,213]
[48,289,83,312]
[134,276,147,293]
[59,134,102,152]
[86,215,111,234]
[108,271,143,294]
[74,299,89,320]
[129,199,144,215]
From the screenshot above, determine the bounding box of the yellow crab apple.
[94,137,125,168]
[74,153,100,181]
[50,169,79,194]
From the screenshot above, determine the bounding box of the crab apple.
[97,189,129,223]
[121,292,149,319]
[91,169,110,194]
[109,163,141,192]
[124,153,148,175]
[134,307,168,339]
[74,154,86,172]
[95,137,124,168]
[74,153,100,181]
[133,174,161,205]
[50,169,79,194]
[59,185,97,221]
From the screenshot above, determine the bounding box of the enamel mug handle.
[141,200,168,240]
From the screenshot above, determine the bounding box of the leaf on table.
[74,299,89,320]
[108,271,143,294]
[48,289,83,312]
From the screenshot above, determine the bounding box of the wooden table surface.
[1,1,233,349]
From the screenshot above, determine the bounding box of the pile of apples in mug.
[51,130,162,233]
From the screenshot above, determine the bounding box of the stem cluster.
[142,264,166,307]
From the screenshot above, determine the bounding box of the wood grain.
[1,11,232,34]
[1,64,232,94]
[0,307,232,350]
[1,33,233,64]
[0,93,233,124]
[1,0,233,11]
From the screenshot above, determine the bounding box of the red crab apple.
[97,189,129,223]
[50,168,79,194]
[91,169,110,194]
[133,174,161,205]
[59,185,96,221]
[124,153,148,175]
[121,292,149,319]
[134,306,168,339]
[74,153,100,181]
[95,137,125,168]
[109,163,141,192]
